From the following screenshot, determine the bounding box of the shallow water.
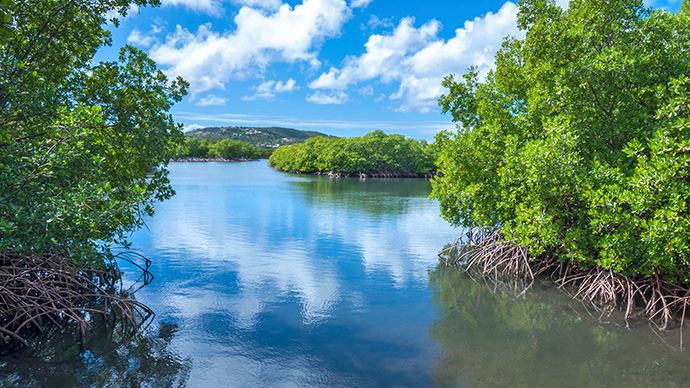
[2,161,690,387]
[124,161,460,387]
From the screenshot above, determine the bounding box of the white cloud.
[306,90,349,104]
[309,2,522,112]
[127,29,156,47]
[361,14,394,30]
[184,123,205,132]
[350,0,372,8]
[196,94,228,106]
[243,78,299,100]
[310,17,441,90]
[127,22,167,48]
[274,78,298,92]
[151,0,351,94]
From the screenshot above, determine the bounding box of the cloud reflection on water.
[127,161,459,386]
[140,163,456,326]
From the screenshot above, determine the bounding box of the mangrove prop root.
[440,227,690,327]
[0,251,154,354]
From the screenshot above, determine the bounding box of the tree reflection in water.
[290,175,433,217]
[0,321,191,387]
[427,263,690,388]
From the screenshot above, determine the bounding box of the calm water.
[3,161,690,387]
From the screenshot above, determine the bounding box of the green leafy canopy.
[269,130,437,176]
[0,1,188,263]
[432,0,690,282]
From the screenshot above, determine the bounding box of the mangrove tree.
[0,0,186,349]
[432,0,690,322]
[269,130,436,177]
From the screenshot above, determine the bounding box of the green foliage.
[0,0,186,263]
[268,130,436,176]
[175,137,267,159]
[431,0,690,281]
[182,137,212,157]
[208,139,259,159]
[256,147,275,159]
[0,0,12,40]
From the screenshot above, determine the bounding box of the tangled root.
[439,227,533,296]
[440,227,690,330]
[0,250,154,354]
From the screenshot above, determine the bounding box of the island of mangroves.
[175,126,437,178]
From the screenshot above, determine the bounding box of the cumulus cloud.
[306,90,349,104]
[196,94,228,106]
[310,17,440,90]
[309,2,522,112]
[244,78,299,100]
[151,0,351,94]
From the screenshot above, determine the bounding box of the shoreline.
[170,157,260,162]
[270,166,438,179]
[442,227,690,327]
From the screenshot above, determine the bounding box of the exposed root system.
[0,251,154,355]
[440,227,690,329]
[439,227,534,298]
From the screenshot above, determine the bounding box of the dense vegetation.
[269,130,436,177]
[432,0,690,307]
[175,137,271,159]
[186,126,332,146]
[0,0,184,348]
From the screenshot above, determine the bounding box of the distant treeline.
[268,130,436,177]
[175,137,275,160]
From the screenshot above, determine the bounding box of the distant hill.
[186,126,334,148]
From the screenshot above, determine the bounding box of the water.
[123,161,458,387]
[428,266,690,387]
[3,161,690,387]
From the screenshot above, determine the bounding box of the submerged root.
[439,227,533,298]
[440,227,690,329]
[0,251,154,355]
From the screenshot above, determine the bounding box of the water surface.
[3,161,690,387]
[126,161,459,387]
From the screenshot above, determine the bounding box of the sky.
[100,0,684,141]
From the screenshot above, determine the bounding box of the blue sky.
[101,0,684,141]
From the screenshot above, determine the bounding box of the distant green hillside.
[186,126,334,148]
